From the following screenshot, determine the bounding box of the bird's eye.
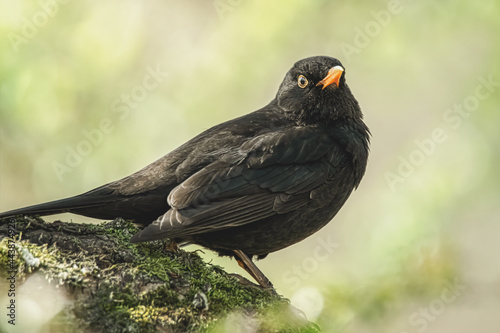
[297,75,308,88]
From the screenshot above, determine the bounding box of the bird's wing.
[130,127,348,242]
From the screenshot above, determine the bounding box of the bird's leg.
[166,240,179,252]
[233,249,274,290]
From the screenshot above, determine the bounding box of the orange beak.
[316,66,344,89]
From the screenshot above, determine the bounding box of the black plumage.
[0,56,370,288]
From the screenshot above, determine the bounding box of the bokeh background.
[0,0,499,332]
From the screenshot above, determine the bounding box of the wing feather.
[130,128,348,243]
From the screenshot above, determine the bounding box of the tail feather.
[0,189,170,226]
[0,194,116,220]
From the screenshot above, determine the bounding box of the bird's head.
[276,56,362,125]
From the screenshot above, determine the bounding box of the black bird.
[0,56,370,289]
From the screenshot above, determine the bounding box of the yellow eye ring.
[297,75,308,88]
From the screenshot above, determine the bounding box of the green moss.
[0,216,316,332]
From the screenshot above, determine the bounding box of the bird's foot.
[166,240,179,252]
[229,273,277,295]
[232,249,277,294]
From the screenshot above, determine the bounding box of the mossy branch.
[0,216,319,332]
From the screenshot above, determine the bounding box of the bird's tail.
[0,194,114,220]
[0,184,170,225]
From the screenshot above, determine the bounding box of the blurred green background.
[0,0,499,332]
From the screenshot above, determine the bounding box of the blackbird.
[0,56,370,289]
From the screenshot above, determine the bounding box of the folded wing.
[130,127,347,242]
